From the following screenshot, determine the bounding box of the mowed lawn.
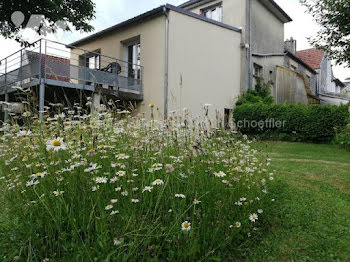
[248,141,350,261]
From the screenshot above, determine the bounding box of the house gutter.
[163,6,169,120]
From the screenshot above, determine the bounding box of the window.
[253,63,263,77]
[202,4,223,22]
[127,42,141,79]
[85,51,100,70]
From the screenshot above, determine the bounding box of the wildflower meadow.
[0,104,276,261]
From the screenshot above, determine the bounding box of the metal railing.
[0,38,144,96]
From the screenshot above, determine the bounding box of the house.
[68,0,292,120]
[296,48,349,105]
[282,38,320,104]
[1,0,293,122]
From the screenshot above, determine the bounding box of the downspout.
[248,0,253,90]
[163,6,169,120]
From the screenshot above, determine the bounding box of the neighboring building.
[282,38,320,104]
[297,48,349,105]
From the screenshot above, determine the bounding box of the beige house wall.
[70,16,166,117]
[167,10,242,120]
[184,0,249,93]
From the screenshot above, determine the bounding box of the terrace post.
[20,49,23,89]
[4,58,8,122]
[39,39,45,121]
[83,50,87,90]
[92,90,101,113]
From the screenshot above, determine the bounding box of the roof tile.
[296,48,325,69]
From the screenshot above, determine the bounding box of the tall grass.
[0,105,276,261]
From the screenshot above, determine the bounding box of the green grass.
[247,141,350,261]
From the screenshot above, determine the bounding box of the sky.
[0,0,348,80]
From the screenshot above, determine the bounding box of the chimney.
[284,37,297,54]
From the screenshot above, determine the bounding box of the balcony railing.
[0,39,143,100]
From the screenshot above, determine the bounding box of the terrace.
[0,39,143,121]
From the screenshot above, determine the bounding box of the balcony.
[0,39,144,101]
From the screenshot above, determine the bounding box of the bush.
[236,77,274,106]
[233,103,349,143]
[0,109,276,261]
[336,124,350,150]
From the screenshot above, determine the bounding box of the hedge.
[233,103,349,143]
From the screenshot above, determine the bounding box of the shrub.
[233,103,349,143]
[336,124,350,150]
[236,77,274,106]
[0,108,276,261]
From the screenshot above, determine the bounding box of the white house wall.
[167,10,242,120]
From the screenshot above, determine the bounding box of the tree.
[300,0,350,66]
[0,0,95,46]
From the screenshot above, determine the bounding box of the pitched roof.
[179,0,292,23]
[68,4,241,47]
[296,49,325,69]
[284,50,317,74]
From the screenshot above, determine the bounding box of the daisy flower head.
[46,137,66,151]
[214,171,226,178]
[95,177,108,184]
[142,186,153,193]
[181,221,191,231]
[116,170,126,177]
[257,209,263,214]
[175,194,186,199]
[110,210,119,215]
[53,190,64,196]
[131,199,140,203]
[17,130,32,137]
[193,199,201,205]
[235,222,241,228]
[117,153,129,160]
[110,199,118,204]
[249,213,258,223]
[152,179,164,186]
[105,205,113,210]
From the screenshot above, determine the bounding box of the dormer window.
[202,4,223,22]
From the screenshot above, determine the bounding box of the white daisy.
[46,137,66,151]
[116,170,126,177]
[131,199,140,203]
[249,213,258,223]
[181,221,191,231]
[193,199,201,205]
[95,177,108,184]
[142,186,153,193]
[214,171,226,178]
[105,205,113,210]
[53,190,64,196]
[117,153,129,160]
[152,179,164,186]
[175,194,186,199]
